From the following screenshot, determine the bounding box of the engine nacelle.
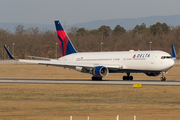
[90,66,109,77]
[145,72,161,76]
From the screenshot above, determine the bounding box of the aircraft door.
[160,56,163,67]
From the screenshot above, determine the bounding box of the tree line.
[0,22,180,60]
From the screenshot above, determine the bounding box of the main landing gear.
[123,73,133,80]
[92,76,102,80]
[161,72,166,81]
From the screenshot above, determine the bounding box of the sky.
[0,0,180,25]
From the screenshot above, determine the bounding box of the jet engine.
[90,66,109,77]
[145,72,161,76]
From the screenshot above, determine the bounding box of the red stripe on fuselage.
[57,30,69,56]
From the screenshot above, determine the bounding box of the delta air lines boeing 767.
[4,21,176,81]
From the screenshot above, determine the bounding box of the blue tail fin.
[54,20,77,57]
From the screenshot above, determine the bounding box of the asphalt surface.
[0,78,180,85]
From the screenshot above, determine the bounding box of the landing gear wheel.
[123,76,126,80]
[92,76,102,81]
[161,77,166,81]
[129,76,133,81]
[122,73,133,81]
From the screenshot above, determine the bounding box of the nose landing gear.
[123,73,133,81]
[161,72,166,81]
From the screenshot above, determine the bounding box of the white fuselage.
[58,50,175,73]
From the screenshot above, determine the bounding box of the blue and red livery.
[55,21,77,57]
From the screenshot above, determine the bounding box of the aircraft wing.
[4,45,122,69]
[19,59,121,69]
[27,55,56,60]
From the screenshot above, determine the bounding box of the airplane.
[4,20,176,81]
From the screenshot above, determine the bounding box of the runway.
[0,78,180,85]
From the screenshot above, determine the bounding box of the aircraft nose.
[167,59,175,69]
[162,59,175,71]
[170,59,175,67]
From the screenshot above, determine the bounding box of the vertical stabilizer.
[55,21,77,57]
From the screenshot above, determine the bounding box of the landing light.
[119,65,123,69]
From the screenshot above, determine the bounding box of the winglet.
[4,45,16,60]
[171,44,176,59]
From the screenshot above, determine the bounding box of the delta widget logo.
[133,54,150,58]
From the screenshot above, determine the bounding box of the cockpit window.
[161,56,172,59]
